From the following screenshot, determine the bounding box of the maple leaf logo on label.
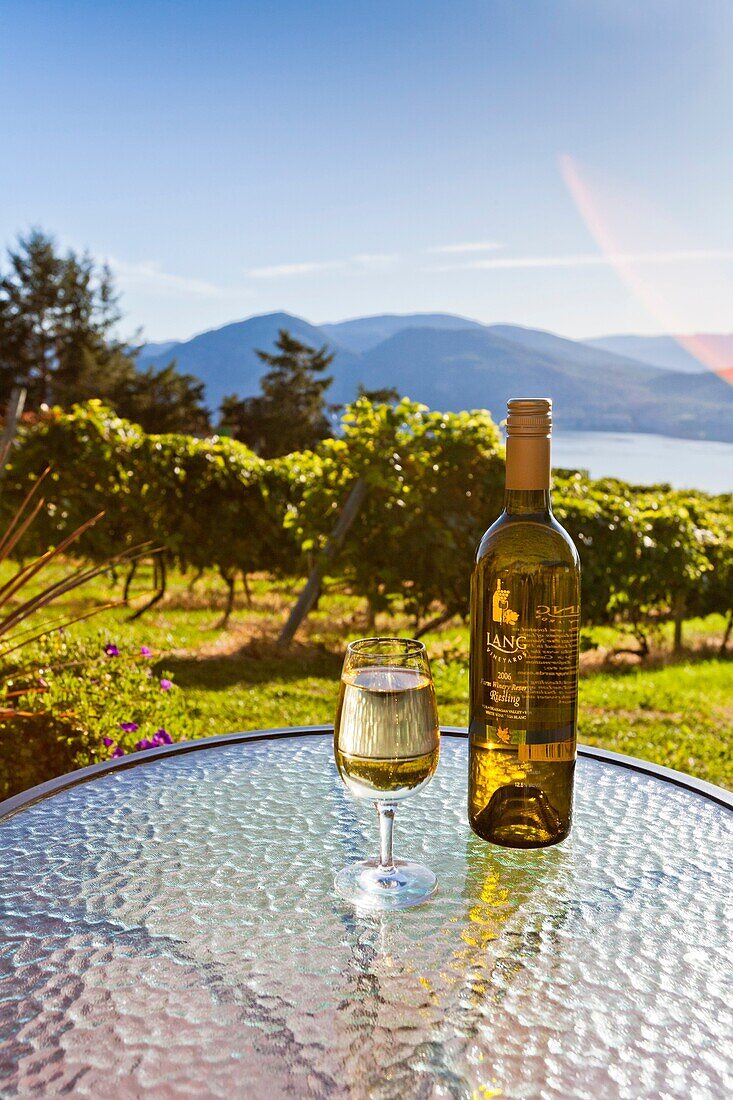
[496,725,511,744]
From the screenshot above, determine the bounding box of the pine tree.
[0,229,211,434]
[219,329,335,456]
[356,382,401,404]
[117,363,211,435]
[0,230,126,406]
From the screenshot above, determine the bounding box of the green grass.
[578,661,733,784]
[4,565,732,790]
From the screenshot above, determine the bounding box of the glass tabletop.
[1,730,731,1099]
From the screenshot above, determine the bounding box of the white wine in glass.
[334,638,440,910]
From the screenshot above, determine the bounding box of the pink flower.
[140,646,152,657]
[102,737,114,747]
[105,644,120,657]
[111,746,125,758]
[159,678,173,692]
[119,721,140,733]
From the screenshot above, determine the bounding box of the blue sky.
[2,0,732,341]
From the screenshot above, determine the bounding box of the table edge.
[1,725,731,822]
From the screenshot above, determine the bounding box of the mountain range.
[587,333,733,376]
[138,312,733,442]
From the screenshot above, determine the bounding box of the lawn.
[39,568,733,791]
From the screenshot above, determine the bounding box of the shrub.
[0,710,92,802]
[555,474,733,649]
[285,398,505,626]
[3,399,732,647]
[1,401,298,589]
[0,630,192,799]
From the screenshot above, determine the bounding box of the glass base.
[334,858,437,911]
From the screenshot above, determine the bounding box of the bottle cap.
[506,398,552,436]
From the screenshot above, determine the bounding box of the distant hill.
[636,368,733,439]
[139,339,178,359]
[139,311,359,411]
[585,333,733,375]
[485,324,663,383]
[349,327,694,434]
[319,312,486,353]
[138,312,733,441]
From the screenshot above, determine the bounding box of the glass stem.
[376,802,396,874]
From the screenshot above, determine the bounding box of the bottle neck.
[504,488,552,515]
[504,431,552,515]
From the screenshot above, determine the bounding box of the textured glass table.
[1,728,732,1099]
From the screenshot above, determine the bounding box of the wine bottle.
[468,398,580,847]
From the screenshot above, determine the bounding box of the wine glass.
[333,637,440,910]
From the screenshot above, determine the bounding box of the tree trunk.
[415,609,458,640]
[218,569,236,627]
[122,560,138,604]
[672,592,686,655]
[187,566,204,593]
[242,572,253,607]
[129,554,167,620]
[613,623,649,660]
[720,609,733,656]
[278,478,368,648]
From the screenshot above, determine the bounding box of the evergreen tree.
[356,382,401,404]
[0,230,127,406]
[116,363,212,435]
[0,229,211,434]
[219,329,335,456]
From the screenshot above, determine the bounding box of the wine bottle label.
[479,574,579,752]
[518,739,575,763]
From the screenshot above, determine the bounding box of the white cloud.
[246,252,400,279]
[428,248,733,271]
[426,240,503,254]
[350,252,400,267]
[246,259,344,278]
[108,258,247,299]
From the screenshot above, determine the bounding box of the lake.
[549,431,733,494]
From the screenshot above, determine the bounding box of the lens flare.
[560,154,733,384]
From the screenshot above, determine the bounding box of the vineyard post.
[0,387,27,478]
[277,477,367,647]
